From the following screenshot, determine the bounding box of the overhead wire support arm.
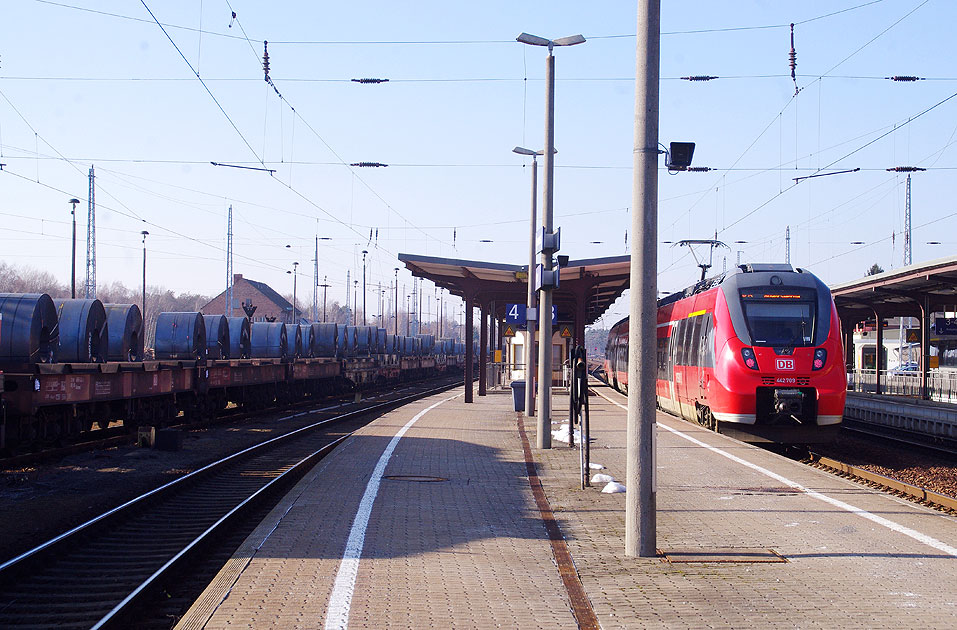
[210,162,277,174]
[792,167,860,182]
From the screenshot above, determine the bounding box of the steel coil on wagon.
[54,299,109,363]
[342,326,360,357]
[300,324,315,358]
[104,303,144,362]
[416,334,435,354]
[227,316,251,359]
[376,327,387,354]
[154,312,207,361]
[287,324,303,359]
[312,323,338,357]
[383,333,397,354]
[202,314,230,360]
[0,293,58,364]
[354,326,373,356]
[250,322,287,360]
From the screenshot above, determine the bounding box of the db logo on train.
[775,358,795,371]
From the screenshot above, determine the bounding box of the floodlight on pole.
[394,267,400,336]
[69,198,80,299]
[141,231,149,328]
[361,250,368,326]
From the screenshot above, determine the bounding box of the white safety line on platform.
[324,392,461,630]
[592,388,957,558]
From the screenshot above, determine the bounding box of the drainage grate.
[658,547,787,563]
[383,475,449,483]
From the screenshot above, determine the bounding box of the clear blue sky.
[1,0,954,326]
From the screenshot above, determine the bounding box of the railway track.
[0,377,461,628]
[591,382,957,516]
[806,452,957,513]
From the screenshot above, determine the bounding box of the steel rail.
[91,433,350,629]
[0,379,458,579]
[809,453,957,512]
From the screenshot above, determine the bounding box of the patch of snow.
[588,462,605,470]
[591,473,616,484]
[601,481,626,493]
[551,424,581,444]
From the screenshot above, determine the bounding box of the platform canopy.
[830,254,957,322]
[397,253,630,329]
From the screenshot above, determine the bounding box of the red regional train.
[605,263,846,444]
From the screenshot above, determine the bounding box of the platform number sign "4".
[505,304,527,325]
[505,304,557,325]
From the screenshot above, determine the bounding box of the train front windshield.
[741,294,816,347]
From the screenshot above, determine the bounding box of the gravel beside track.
[807,430,957,500]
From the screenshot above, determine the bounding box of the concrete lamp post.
[516,31,585,449]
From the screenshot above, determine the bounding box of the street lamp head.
[69,198,80,206]
[516,32,551,46]
[513,146,556,156]
[516,32,585,52]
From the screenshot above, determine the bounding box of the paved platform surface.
[177,383,957,629]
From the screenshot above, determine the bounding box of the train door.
[697,312,714,403]
[666,321,680,413]
[684,315,703,419]
[675,317,694,419]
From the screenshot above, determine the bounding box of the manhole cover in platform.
[383,475,449,483]
[658,547,787,563]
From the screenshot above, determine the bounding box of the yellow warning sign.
[503,325,516,337]
[560,325,573,338]
[906,329,920,343]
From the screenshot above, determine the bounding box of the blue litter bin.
[510,380,525,412]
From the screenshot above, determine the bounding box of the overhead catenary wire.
[139,0,264,166]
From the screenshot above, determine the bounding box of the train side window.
[674,319,685,365]
[700,313,714,368]
[657,335,670,379]
[668,323,679,371]
[681,317,694,365]
[687,315,702,367]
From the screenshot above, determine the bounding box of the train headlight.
[812,348,827,371]
[740,347,759,371]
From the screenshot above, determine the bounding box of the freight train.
[0,293,468,452]
[604,263,847,444]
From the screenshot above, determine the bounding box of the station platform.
[176,383,957,629]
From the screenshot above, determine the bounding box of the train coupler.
[773,388,804,420]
